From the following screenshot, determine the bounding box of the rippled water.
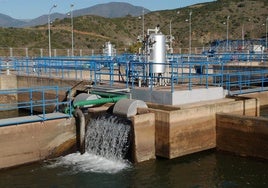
[0,150,267,188]
[45,152,131,174]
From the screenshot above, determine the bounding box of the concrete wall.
[131,113,155,163]
[0,75,18,104]
[131,87,226,105]
[0,118,76,169]
[241,91,268,106]
[16,75,92,113]
[0,75,18,117]
[148,98,258,159]
[17,75,90,95]
[216,113,268,160]
[0,75,17,89]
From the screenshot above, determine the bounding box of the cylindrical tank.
[107,42,113,57]
[73,93,101,108]
[149,33,166,73]
[113,99,148,118]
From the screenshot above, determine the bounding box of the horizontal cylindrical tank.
[149,33,166,73]
[113,99,148,118]
[73,93,101,108]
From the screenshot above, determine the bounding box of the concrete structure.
[0,75,17,89]
[131,113,155,163]
[0,74,267,169]
[242,91,268,106]
[0,118,76,169]
[148,97,258,159]
[217,113,268,160]
[0,75,18,118]
[17,75,91,96]
[131,86,226,105]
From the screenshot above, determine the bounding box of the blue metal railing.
[0,86,72,125]
[1,53,268,95]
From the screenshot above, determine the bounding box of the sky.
[0,0,215,19]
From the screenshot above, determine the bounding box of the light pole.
[142,8,145,40]
[189,11,192,56]
[226,16,230,51]
[48,4,57,57]
[265,17,268,52]
[70,4,74,56]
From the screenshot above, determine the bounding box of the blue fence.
[0,86,72,126]
[0,53,268,95]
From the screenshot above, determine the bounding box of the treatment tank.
[149,33,166,73]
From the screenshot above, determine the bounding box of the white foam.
[45,152,131,174]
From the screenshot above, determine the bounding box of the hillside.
[0,0,267,54]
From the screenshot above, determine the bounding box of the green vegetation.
[0,0,267,53]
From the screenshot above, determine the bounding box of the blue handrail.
[0,53,268,96]
[0,86,72,123]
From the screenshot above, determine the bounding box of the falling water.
[86,114,132,161]
[45,113,132,174]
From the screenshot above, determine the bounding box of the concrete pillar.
[25,48,28,57]
[40,48,43,57]
[9,47,13,57]
[131,113,155,163]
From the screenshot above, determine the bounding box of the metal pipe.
[90,91,128,98]
[74,108,85,154]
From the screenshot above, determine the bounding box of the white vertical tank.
[103,41,115,57]
[107,42,113,56]
[149,33,166,73]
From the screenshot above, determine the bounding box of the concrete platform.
[0,112,70,127]
[131,85,227,105]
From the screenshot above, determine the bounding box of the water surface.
[0,150,267,188]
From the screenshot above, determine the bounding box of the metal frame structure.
[0,51,268,94]
[205,39,266,54]
[1,49,268,126]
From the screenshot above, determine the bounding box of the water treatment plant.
[0,1,268,186]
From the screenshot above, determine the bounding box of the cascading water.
[86,114,132,161]
[45,113,132,174]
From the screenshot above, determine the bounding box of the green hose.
[73,95,127,108]
[64,94,128,115]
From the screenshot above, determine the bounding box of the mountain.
[0,13,27,27]
[73,2,150,18]
[0,2,150,28]
[21,13,66,27]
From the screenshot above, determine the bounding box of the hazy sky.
[0,0,215,19]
